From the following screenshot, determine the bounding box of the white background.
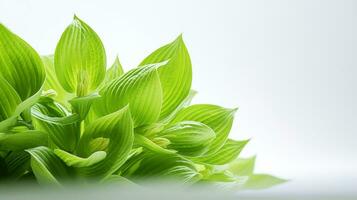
[1,0,356,194]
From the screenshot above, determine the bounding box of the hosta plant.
[0,16,285,189]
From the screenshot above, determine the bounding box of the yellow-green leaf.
[140,35,192,119]
[54,16,106,96]
[0,77,21,122]
[93,63,163,127]
[0,23,45,101]
[158,121,216,157]
[31,100,80,152]
[76,106,134,179]
[0,130,48,151]
[242,174,287,190]
[193,139,249,165]
[102,56,124,87]
[41,55,72,104]
[26,146,70,185]
[54,149,106,168]
[170,104,237,155]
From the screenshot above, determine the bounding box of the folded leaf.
[54,149,106,167]
[170,104,237,155]
[0,23,45,101]
[194,139,248,165]
[26,146,70,185]
[134,134,176,155]
[76,106,134,179]
[158,121,216,157]
[54,15,106,96]
[0,130,48,151]
[140,35,192,119]
[69,92,101,120]
[31,102,80,152]
[94,63,163,127]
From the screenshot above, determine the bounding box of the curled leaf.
[158,121,216,157]
[26,146,70,185]
[134,134,176,155]
[76,106,134,179]
[54,149,106,168]
[31,101,80,152]
[170,104,237,155]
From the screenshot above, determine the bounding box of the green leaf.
[140,35,192,119]
[228,156,256,176]
[134,90,197,138]
[0,81,43,132]
[94,63,163,127]
[157,121,216,157]
[122,152,200,183]
[170,104,237,155]
[0,76,21,122]
[134,134,176,155]
[41,55,73,103]
[26,146,70,185]
[0,23,45,101]
[76,106,134,179]
[242,174,287,190]
[0,130,48,151]
[69,92,101,120]
[202,170,236,182]
[0,156,7,178]
[31,102,80,152]
[54,15,106,96]
[54,149,106,168]
[159,90,197,124]
[3,151,31,180]
[102,56,124,86]
[194,139,249,165]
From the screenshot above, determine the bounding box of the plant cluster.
[0,16,285,189]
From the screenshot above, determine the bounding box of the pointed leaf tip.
[55,15,106,96]
[115,55,120,62]
[228,107,239,115]
[73,14,79,20]
[140,34,192,119]
[177,33,183,41]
